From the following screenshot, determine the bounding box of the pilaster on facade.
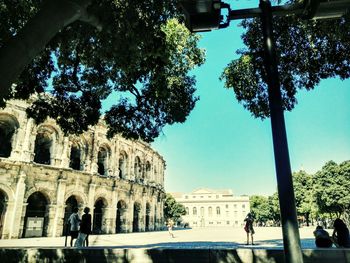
[0,100,166,239]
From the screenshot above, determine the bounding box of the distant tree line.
[250,160,350,228]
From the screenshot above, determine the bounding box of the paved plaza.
[0,227,322,249]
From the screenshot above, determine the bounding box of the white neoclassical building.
[172,188,250,228]
[0,99,166,239]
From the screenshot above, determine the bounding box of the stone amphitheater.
[0,99,166,239]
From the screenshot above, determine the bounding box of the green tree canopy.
[250,195,271,225]
[221,4,350,118]
[293,170,316,226]
[0,0,205,142]
[163,193,186,222]
[313,160,350,217]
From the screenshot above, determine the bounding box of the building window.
[193,196,196,198]
[227,221,230,225]
[186,207,189,215]
[226,211,229,217]
[242,204,246,209]
[209,222,213,225]
[208,207,212,217]
[216,206,220,215]
[216,195,219,199]
[234,204,237,208]
[225,204,228,209]
[185,196,188,199]
[201,196,204,198]
[193,207,197,216]
[234,211,238,216]
[217,221,221,224]
[200,207,204,216]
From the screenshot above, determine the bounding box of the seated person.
[313,226,332,248]
[332,218,350,248]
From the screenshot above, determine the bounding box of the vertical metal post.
[259,0,303,263]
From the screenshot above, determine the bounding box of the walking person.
[68,207,80,247]
[167,218,175,238]
[79,207,92,247]
[244,213,255,245]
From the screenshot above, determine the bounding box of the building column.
[1,200,14,239]
[9,171,26,239]
[20,118,35,162]
[52,178,67,237]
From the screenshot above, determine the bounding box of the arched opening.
[0,190,8,238]
[145,161,151,181]
[23,192,48,238]
[132,202,141,232]
[118,151,128,179]
[62,196,79,236]
[154,206,157,231]
[145,203,151,231]
[69,142,81,171]
[115,200,127,233]
[0,114,18,158]
[134,156,142,180]
[34,131,53,165]
[97,147,108,176]
[93,198,107,234]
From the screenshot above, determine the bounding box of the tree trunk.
[0,0,93,100]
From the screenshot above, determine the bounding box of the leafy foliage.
[163,193,186,222]
[293,170,316,226]
[250,195,271,225]
[221,4,350,118]
[0,0,205,142]
[313,160,350,217]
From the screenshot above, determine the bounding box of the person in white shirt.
[68,207,80,246]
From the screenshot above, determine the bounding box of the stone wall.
[0,100,166,239]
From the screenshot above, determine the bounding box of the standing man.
[68,207,80,247]
[244,213,255,245]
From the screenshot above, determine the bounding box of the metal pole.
[259,0,303,263]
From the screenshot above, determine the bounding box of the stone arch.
[145,161,151,181]
[132,201,142,232]
[93,197,108,234]
[0,113,19,158]
[23,191,49,238]
[64,190,87,206]
[0,184,15,203]
[134,156,142,180]
[24,187,53,205]
[145,202,151,231]
[69,136,89,171]
[115,200,127,233]
[62,195,83,236]
[118,150,128,179]
[97,144,111,176]
[0,189,9,239]
[33,125,59,165]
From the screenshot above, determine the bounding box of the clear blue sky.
[150,12,350,196]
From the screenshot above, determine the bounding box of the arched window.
[69,142,81,170]
[216,206,221,215]
[97,147,108,176]
[185,207,189,215]
[118,151,128,179]
[134,156,142,179]
[193,207,197,216]
[145,161,151,179]
[0,114,18,158]
[208,207,213,217]
[34,130,54,165]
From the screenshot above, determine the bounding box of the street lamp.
[179,1,350,263]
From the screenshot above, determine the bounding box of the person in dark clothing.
[80,207,92,247]
[244,213,255,245]
[332,218,350,248]
[313,225,332,248]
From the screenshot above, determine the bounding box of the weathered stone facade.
[0,99,166,239]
